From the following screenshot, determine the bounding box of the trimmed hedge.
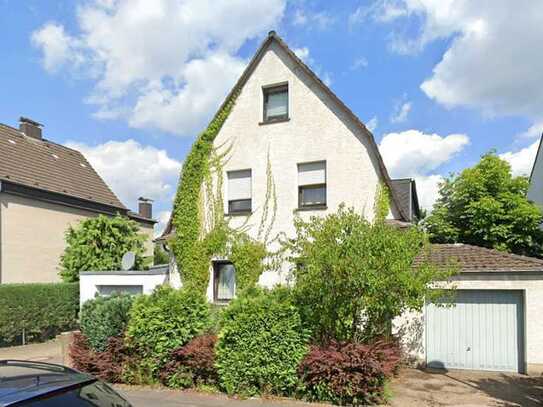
[125,286,211,380]
[0,283,79,346]
[216,287,310,397]
[80,294,135,352]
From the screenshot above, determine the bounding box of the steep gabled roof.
[415,243,543,273]
[0,123,126,210]
[159,31,409,240]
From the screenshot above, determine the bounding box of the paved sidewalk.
[0,339,62,364]
[1,341,541,406]
[114,386,329,407]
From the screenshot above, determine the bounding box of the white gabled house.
[159,31,412,299]
[156,31,543,376]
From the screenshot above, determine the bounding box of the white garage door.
[426,290,524,372]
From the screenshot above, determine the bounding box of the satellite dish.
[121,251,136,271]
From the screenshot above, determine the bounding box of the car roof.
[0,360,95,406]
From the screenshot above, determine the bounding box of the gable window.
[214,262,236,302]
[227,169,252,214]
[298,161,326,209]
[263,84,288,122]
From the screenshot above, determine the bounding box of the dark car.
[0,360,131,406]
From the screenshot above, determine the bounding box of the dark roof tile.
[0,123,126,209]
[416,243,543,273]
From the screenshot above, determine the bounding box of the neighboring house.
[159,31,412,301]
[0,117,156,284]
[395,243,543,375]
[390,178,421,222]
[528,134,543,208]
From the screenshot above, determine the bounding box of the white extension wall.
[79,269,169,307]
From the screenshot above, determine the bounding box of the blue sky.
[1,0,541,233]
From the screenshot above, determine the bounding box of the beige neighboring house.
[0,117,156,284]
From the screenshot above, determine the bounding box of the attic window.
[51,154,59,159]
[263,84,288,123]
[8,139,16,144]
[80,163,87,168]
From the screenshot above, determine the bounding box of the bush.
[125,286,211,379]
[215,287,309,396]
[80,294,135,352]
[60,214,146,282]
[297,340,401,405]
[159,334,218,389]
[0,283,79,346]
[70,332,130,383]
[284,204,454,342]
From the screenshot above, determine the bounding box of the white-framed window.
[227,169,252,214]
[213,262,236,302]
[298,161,327,208]
[263,84,288,122]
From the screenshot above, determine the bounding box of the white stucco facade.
[393,272,543,375]
[79,269,169,307]
[195,38,403,289]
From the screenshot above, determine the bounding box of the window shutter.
[228,170,251,200]
[298,161,326,186]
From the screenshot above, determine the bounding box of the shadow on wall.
[394,311,424,365]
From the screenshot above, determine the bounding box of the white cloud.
[374,1,543,127]
[517,122,543,140]
[415,175,443,211]
[65,139,181,209]
[500,140,539,177]
[155,210,172,238]
[293,8,334,29]
[31,23,83,72]
[380,129,469,177]
[390,101,412,123]
[366,116,378,133]
[33,0,286,136]
[380,129,469,209]
[350,57,368,70]
[293,47,310,63]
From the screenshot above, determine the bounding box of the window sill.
[295,205,328,212]
[259,117,290,126]
[225,211,253,217]
[212,300,232,306]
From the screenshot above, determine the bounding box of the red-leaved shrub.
[159,334,218,389]
[70,332,129,383]
[297,339,401,405]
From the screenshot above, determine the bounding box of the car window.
[19,380,131,406]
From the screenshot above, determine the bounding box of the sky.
[1,0,542,235]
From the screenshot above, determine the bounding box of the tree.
[153,244,170,265]
[60,215,146,282]
[283,204,453,343]
[424,152,543,257]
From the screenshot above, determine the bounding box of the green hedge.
[0,283,79,346]
[80,294,135,352]
[216,287,310,396]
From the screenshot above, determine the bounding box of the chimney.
[138,197,153,219]
[19,117,43,140]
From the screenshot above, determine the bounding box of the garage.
[394,243,543,375]
[426,289,524,372]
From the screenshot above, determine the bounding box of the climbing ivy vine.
[170,93,277,295]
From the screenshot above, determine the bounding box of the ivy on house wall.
[170,92,277,295]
